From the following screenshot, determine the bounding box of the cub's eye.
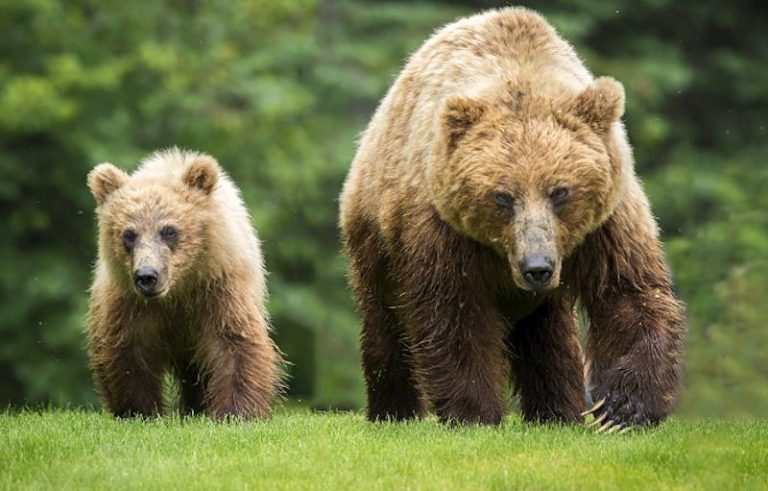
[550,187,570,205]
[122,229,138,251]
[160,225,179,246]
[493,191,515,210]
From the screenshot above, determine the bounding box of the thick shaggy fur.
[340,8,686,428]
[87,148,282,419]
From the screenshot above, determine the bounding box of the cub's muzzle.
[133,266,159,297]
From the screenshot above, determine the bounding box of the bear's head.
[431,77,626,291]
[87,151,220,299]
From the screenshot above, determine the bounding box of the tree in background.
[0,0,765,416]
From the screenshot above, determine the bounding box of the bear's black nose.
[520,255,554,289]
[134,267,159,296]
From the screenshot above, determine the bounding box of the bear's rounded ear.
[443,96,486,152]
[182,154,219,195]
[87,163,128,205]
[571,77,625,133]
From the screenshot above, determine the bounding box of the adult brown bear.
[339,7,686,431]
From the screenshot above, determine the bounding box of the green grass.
[1,409,766,490]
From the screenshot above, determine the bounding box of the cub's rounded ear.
[87,163,128,205]
[571,77,625,133]
[443,96,486,152]
[182,154,219,195]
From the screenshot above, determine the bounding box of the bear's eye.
[493,191,514,210]
[122,229,138,251]
[160,225,179,247]
[550,187,570,205]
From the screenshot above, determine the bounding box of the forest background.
[1,0,766,417]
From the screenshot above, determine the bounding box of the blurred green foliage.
[0,0,765,417]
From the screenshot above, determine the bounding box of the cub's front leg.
[88,297,165,418]
[194,278,282,420]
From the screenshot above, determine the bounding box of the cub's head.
[87,151,220,298]
[431,77,625,291]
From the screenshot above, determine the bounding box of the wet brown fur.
[340,8,686,427]
[87,148,283,420]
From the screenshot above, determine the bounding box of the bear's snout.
[133,266,159,297]
[519,254,555,290]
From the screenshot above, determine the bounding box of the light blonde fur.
[87,148,281,419]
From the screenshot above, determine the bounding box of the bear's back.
[407,8,592,99]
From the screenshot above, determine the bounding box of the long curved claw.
[580,398,606,417]
[618,426,633,435]
[606,425,623,434]
[586,413,608,428]
[596,420,615,433]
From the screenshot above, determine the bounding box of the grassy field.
[1,409,766,490]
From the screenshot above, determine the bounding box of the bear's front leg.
[88,305,165,418]
[396,211,507,425]
[345,215,426,422]
[507,295,586,424]
[574,204,687,431]
[195,279,281,420]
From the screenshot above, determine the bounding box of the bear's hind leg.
[346,217,425,421]
[507,296,586,424]
[178,362,206,416]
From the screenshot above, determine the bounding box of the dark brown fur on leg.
[507,295,586,424]
[178,362,206,416]
[569,205,687,428]
[195,279,282,420]
[361,320,425,422]
[396,209,507,426]
[88,299,164,418]
[345,216,425,421]
[94,340,164,418]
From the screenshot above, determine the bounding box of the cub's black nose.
[520,255,554,289]
[134,267,159,296]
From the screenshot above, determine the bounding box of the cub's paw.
[581,391,660,434]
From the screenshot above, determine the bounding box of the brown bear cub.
[340,8,686,431]
[87,148,282,419]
